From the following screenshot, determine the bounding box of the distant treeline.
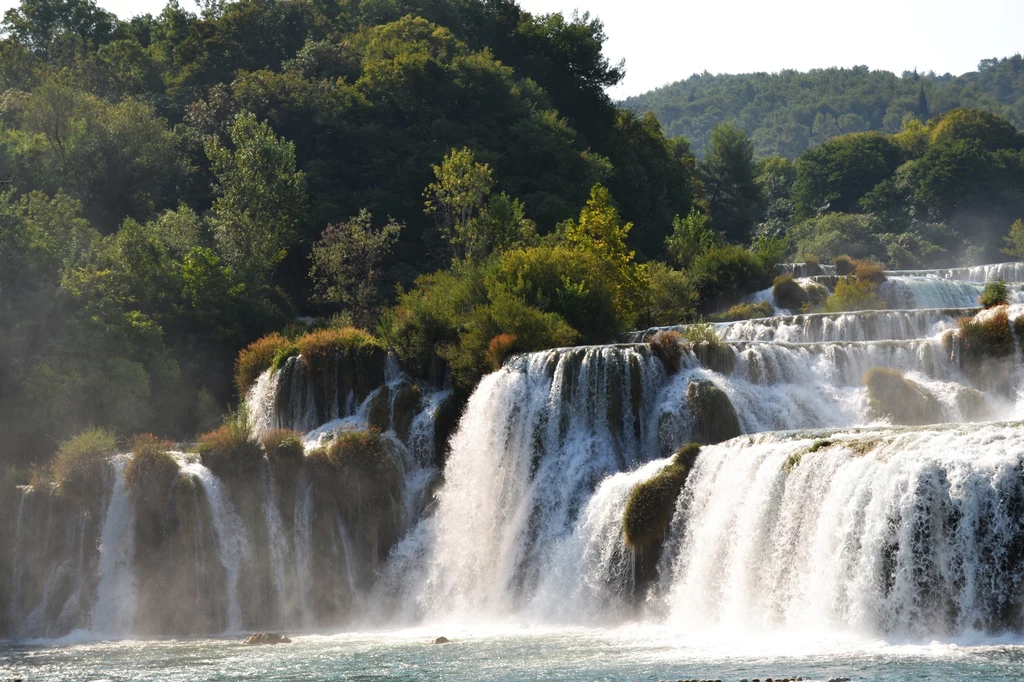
[622,58,1024,158]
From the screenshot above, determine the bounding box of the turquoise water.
[4,626,1024,681]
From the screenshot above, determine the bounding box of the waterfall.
[181,462,250,633]
[9,260,1024,642]
[660,427,1024,636]
[90,456,138,638]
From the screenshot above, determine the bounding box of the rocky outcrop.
[244,632,292,645]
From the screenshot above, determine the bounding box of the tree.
[665,208,719,269]
[701,124,760,243]
[205,112,307,289]
[1002,219,1024,259]
[792,132,903,218]
[559,183,648,323]
[424,147,495,261]
[309,210,403,328]
[3,0,117,56]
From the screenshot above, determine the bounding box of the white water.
[90,456,138,638]
[663,427,1024,636]
[181,462,251,632]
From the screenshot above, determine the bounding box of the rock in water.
[244,632,292,645]
[434,636,451,644]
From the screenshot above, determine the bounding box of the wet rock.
[244,632,292,645]
[686,380,741,444]
[434,636,451,644]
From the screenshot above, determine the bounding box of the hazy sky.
[1,0,1021,97]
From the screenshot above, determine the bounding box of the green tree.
[665,208,719,269]
[792,132,903,217]
[1002,219,1024,259]
[205,111,307,288]
[309,210,403,328]
[701,124,760,243]
[424,147,494,261]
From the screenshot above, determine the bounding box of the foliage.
[234,332,289,395]
[48,427,117,501]
[708,300,774,322]
[821,277,885,313]
[789,213,883,262]
[309,210,403,328]
[205,111,307,288]
[423,147,494,261]
[308,429,401,497]
[832,255,856,275]
[688,245,773,313]
[623,58,1024,158]
[664,208,718,269]
[197,405,261,477]
[957,308,1015,361]
[854,260,887,285]
[485,333,518,371]
[260,428,304,464]
[773,273,810,311]
[980,280,1009,309]
[124,433,179,492]
[640,262,699,328]
[1002,219,1024,259]
[700,123,760,243]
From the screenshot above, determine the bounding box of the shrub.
[681,322,720,347]
[643,262,699,327]
[980,279,1009,309]
[260,428,305,464]
[49,428,118,501]
[853,260,886,285]
[124,434,179,494]
[648,330,683,373]
[234,332,289,395]
[864,367,943,425]
[773,273,809,310]
[485,333,518,371]
[197,405,262,477]
[821,277,885,313]
[293,327,381,373]
[708,300,774,322]
[832,255,856,275]
[690,245,773,313]
[308,429,402,498]
[622,443,700,552]
[790,213,882,261]
[958,308,1014,361]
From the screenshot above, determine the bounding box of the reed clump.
[197,406,262,477]
[48,427,118,503]
[260,428,305,465]
[234,332,290,394]
[125,433,179,494]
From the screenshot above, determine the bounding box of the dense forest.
[1,0,1024,474]
[622,59,1024,157]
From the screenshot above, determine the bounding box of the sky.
[1,0,1021,98]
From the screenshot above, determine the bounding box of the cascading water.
[180,462,250,633]
[90,456,138,637]
[6,263,1024,647]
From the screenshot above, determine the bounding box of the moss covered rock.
[623,444,700,553]
[864,367,943,425]
[773,273,809,310]
[686,380,742,444]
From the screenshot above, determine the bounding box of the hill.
[621,57,1024,157]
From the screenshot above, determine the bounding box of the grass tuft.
[49,428,118,502]
[197,405,262,477]
[125,433,179,495]
[235,333,290,395]
[261,428,305,464]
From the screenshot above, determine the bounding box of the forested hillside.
[622,58,1024,157]
[0,0,703,466]
[2,0,1024,474]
